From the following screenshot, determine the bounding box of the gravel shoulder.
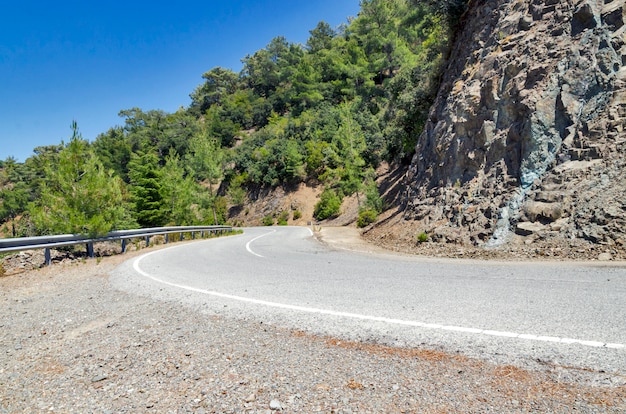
[2,234,626,413]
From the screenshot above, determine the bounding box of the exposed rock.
[522,201,564,222]
[515,222,547,236]
[395,0,626,255]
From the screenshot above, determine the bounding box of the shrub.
[357,209,378,228]
[277,211,289,226]
[262,214,275,226]
[314,189,342,220]
[417,231,429,243]
[292,210,302,220]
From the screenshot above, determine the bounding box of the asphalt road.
[111,226,626,378]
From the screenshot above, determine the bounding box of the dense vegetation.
[0,0,467,237]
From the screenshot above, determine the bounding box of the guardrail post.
[145,236,150,247]
[192,232,196,240]
[165,234,169,244]
[44,248,51,266]
[86,242,94,258]
[121,239,127,253]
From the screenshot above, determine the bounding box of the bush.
[357,209,378,228]
[277,211,289,226]
[417,231,429,243]
[314,189,342,220]
[292,210,302,220]
[262,215,275,226]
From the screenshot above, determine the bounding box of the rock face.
[403,0,626,251]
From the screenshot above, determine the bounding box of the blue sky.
[1,1,360,162]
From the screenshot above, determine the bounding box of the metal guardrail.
[0,225,233,265]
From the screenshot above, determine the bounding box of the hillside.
[365,0,626,260]
[1,0,455,239]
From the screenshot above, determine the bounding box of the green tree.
[189,67,240,115]
[320,102,367,195]
[28,122,134,236]
[128,151,167,227]
[119,108,198,158]
[290,56,324,113]
[186,127,225,224]
[307,21,336,53]
[93,126,133,182]
[161,150,197,225]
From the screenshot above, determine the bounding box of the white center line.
[245,230,276,258]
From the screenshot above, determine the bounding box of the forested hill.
[0,0,467,237]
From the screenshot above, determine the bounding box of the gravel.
[1,242,625,413]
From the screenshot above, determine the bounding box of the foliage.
[161,150,198,225]
[417,231,429,243]
[116,107,199,158]
[363,180,384,213]
[314,189,342,220]
[0,181,30,237]
[262,214,275,226]
[6,0,462,230]
[189,67,240,116]
[357,209,378,228]
[186,129,224,188]
[128,151,167,227]
[93,126,133,181]
[421,0,469,27]
[227,173,248,206]
[28,122,135,237]
[212,196,229,225]
[292,210,302,220]
[277,211,290,225]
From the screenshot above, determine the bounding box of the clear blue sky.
[1,1,360,162]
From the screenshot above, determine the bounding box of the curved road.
[111,226,626,375]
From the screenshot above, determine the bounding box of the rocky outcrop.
[402,0,626,252]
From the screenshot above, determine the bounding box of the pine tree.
[128,151,167,227]
[28,121,134,236]
[161,150,197,225]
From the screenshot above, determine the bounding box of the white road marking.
[245,229,276,257]
[132,250,625,350]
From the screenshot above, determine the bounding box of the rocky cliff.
[371,0,626,259]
